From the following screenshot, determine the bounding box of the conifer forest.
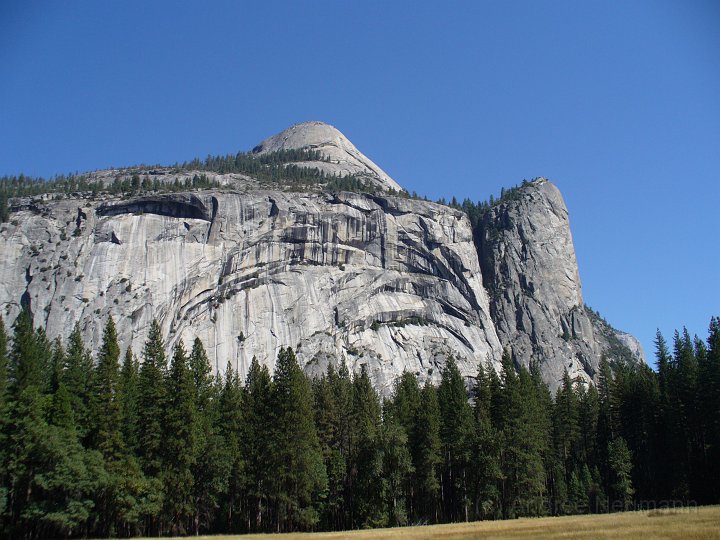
[0,311,718,538]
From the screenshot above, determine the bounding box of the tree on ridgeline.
[0,192,9,223]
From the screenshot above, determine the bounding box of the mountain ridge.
[0,123,643,392]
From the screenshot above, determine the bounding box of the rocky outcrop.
[478,178,643,389]
[253,121,403,193]
[0,190,501,394]
[0,124,643,393]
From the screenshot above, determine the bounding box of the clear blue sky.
[1,0,718,362]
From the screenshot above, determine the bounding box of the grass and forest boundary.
[161,505,720,540]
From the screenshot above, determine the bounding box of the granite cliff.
[0,122,642,392]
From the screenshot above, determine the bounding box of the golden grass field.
[185,506,720,540]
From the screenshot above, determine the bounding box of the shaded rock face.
[478,179,643,390]
[0,190,501,394]
[253,121,403,193]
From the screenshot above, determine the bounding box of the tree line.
[0,311,718,538]
[0,148,404,224]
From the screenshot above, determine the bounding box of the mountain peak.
[253,121,403,192]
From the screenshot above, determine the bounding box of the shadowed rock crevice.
[97,193,211,221]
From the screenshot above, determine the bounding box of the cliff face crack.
[205,196,219,242]
[20,266,33,317]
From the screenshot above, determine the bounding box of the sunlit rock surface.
[1,190,502,394]
[0,125,643,394]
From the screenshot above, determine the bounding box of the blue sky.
[1,0,718,362]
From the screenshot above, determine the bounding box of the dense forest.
[0,311,717,538]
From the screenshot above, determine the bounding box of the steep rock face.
[0,190,501,394]
[253,121,403,193]
[479,178,643,390]
[0,124,645,393]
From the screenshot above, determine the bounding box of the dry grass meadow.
[181,505,720,540]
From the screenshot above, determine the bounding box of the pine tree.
[530,362,553,515]
[577,383,599,470]
[703,317,720,502]
[3,309,46,534]
[551,371,579,512]
[415,380,442,523]
[607,437,634,511]
[91,316,123,459]
[7,309,43,397]
[471,361,502,520]
[63,322,94,440]
[387,371,421,520]
[350,364,384,528]
[333,360,353,526]
[189,337,213,411]
[313,363,348,530]
[4,309,101,538]
[596,356,614,492]
[84,317,128,536]
[48,337,65,395]
[162,339,197,535]
[190,337,227,535]
[137,320,167,478]
[43,374,106,539]
[269,348,326,531]
[217,362,244,533]
[496,352,548,518]
[381,406,414,527]
[242,356,273,532]
[655,330,672,402]
[118,348,139,454]
[438,358,474,522]
[553,372,580,476]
